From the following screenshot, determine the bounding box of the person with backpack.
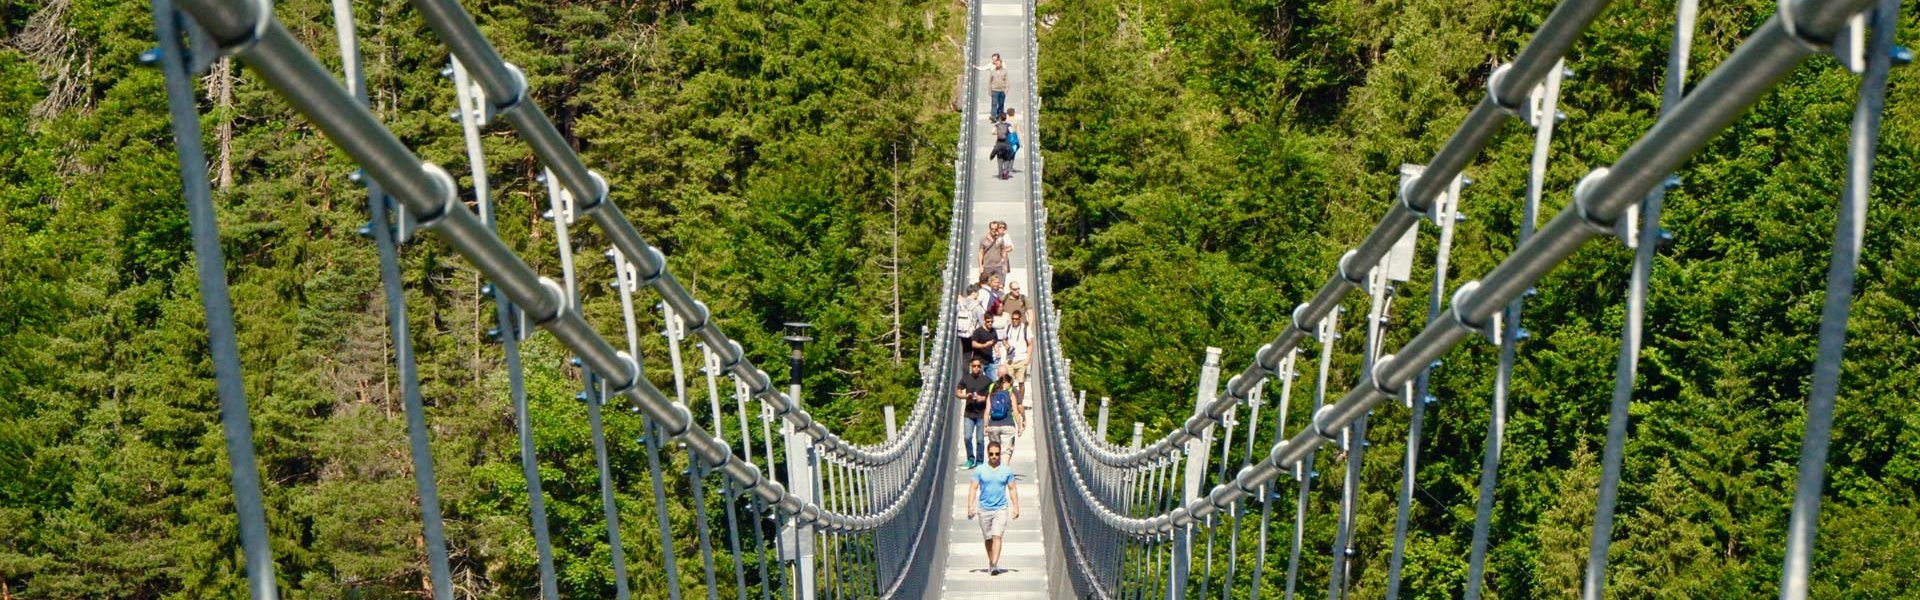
[1000,281,1030,324]
[985,373,1025,464]
[1004,108,1022,160]
[990,119,1016,179]
[956,358,992,469]
[956,283,982,370]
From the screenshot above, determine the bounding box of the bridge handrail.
[1033,0,1616,471]
[392,0,955,467]
[1032,0,1875,535]
[168,0,980,533]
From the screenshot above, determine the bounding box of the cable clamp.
[1335,249,1367,287]
[528,277,568,327]
[1572,167,1618,236]
[410,163,460,232]
[196,0,273,58]
[575,171,611,215]
[1777,0,1835,52]
[707,442,734,471]
[718,339,745,372]
[1397,174,1432,220]
[608,351,643,397]
[1447,281,1502,344]
[1369,354,1402,398]
[1309,405,1341,443]
[1254,342,1284,378]
[660,403,694,439]
[680,300,712,337]
[1486,63,1527,117]
[492,62,531,117]
[633,245,669,289]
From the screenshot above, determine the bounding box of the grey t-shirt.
[980,235,1010,271]
[989,67,1008,92]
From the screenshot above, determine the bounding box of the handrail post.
[1174,347,1223,598]
[781,323,817,599]
[1097,397,1111,442]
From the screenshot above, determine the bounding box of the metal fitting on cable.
[1234,466,1262,496]
[1447,281,1500,343]
[1572,167,1617,235]
[608,351,642,396]
[1370,354,1401,397]
[1255,343,1284,377]
[1776,0,1834,51]
[634,245,668,288]
[1335,249,1367,287]
[719,340,745,371]
[491,62,530,117]
[411,163,460,232]
[195,0,272,57]
[681,300,712,336]
[1486,63,1528,117]
[1309,405,1342,443]
[1398,174,1431,220]
[659,402,694,439]
[529,277,568,326]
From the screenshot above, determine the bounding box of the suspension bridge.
[142,0,1902,597]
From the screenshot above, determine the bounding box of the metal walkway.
[935,0,1053,596]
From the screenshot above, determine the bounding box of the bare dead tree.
[208,58,235,189]
[891,143,904,364]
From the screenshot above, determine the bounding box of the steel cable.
[1778,1,1900,597]
[1464,62,1564,600]
[325,2,454,594]
[1580,2,1696,595]
[147,5,278,596]
[1385,167,1467,599]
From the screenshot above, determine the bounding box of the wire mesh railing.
[151,0,992,595]
[1031,0,1902,597]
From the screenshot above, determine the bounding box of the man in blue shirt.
[967,441,1020,575]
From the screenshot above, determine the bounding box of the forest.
[1036,0,1920,597]
[0,0,962,596]
[4,0,1919,596]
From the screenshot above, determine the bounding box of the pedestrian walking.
[971,53,1009,120]
[956,358,992,469]
[1001,281,1029,318]
[1002,310,1032,398]
[971,313,1000,381]
[956,283,982,366]
[967,440,1020,576]
[1004,108,1021,160]
[985,373,1025,464]
[979,221,1012,282]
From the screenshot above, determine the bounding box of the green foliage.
[1038,0,1920,596]
[0,0,961,596]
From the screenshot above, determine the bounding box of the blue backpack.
[990,389,1013,421]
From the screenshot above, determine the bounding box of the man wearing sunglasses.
[966,441,1020,576]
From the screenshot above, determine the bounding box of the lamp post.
[781,322,816,599]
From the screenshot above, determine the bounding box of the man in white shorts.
[967,441,1020,575]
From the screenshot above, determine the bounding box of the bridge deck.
[937,0,1050,596]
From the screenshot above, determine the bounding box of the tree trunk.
[891,144,903,364]
[210,58,234,189]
